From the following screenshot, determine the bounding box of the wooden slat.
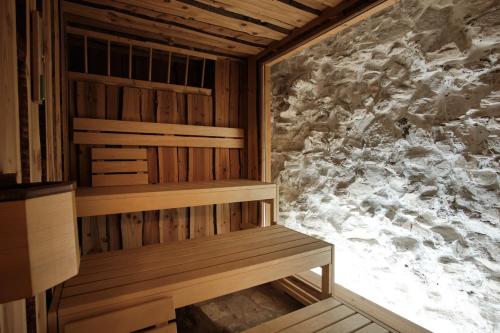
[215,59,231,235]
[120,87,144,249]
[64,298,174,333]
[74,117,244,138]
[68,71,212,95]
[92,161,148,173]
[76,180,276,217]
[92,174,149,187]
[355,323,389,333]
[0,0,21,182]
[157,91,188,242]
[144,322,177,333]
[66,26,219,60]
[316,313,371,333]
[105,86,122,251]
[140,89,160,246]
[188,94,215,239]
[92,0,286,40]
[229,60,242,231]
[197,0,316,29]
[74,131,244,149]
[62,1,264,56]
[243,298,342,333]
[92,148,148,160]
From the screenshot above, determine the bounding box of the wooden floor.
[51,225,333,332]
[243,297,389,333]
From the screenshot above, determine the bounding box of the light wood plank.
[120,87,144,249]
[92,174,149,187]
[316,313,371,333]
[68,71,212,95]
[92,161,148,173]
[63,1,264,55]
[64,298,174,333]
[92,148,148,160]
[74,117,243,138]
[355,323,389,333]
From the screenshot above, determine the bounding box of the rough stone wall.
[271,1,500,332]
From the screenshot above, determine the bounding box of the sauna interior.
[0,0,460,332]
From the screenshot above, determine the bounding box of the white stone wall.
[271,1,500,331]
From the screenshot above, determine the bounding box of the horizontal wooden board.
[74,132,244,149]
[74,118,244,138]
[92,161,148,173]
[68,72,212,95]
[92,174,149,187]
[91,148,148,160]
[76,180,276,217]
[63,297,174,333]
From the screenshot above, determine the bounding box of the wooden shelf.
[76,180,277,217]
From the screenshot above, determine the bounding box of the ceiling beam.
[258,0,399,65]
[62,1,264,56]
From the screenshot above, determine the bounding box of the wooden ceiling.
[62,0,357,57]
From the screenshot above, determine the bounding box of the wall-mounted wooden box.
[0,182,79,303]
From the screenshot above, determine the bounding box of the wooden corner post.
[321,244,335,299]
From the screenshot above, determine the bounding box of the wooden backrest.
[91,148,149,187]
[73,118,244,148]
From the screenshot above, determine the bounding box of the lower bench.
[243,297,389,333]
[48,225,334,333]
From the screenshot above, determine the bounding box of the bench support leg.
[321,245,335,299]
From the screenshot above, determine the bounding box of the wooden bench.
[76,179,278,220]
[48,225,334,333]
[243,297,390,333]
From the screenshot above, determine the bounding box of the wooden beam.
[0,0,21,182]
[62,1,263,56]
[67,71,212,95]
[258,0,399,65]
[92,0,286,40]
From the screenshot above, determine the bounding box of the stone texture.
[271,0,500,332]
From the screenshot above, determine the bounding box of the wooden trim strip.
[74,118,244,138]
[74,132,244,149]
[68,71,212,95]
[66,26,219,60]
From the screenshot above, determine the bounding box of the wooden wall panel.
[120,87,144,249]
[105,86,122,251]
[215,60,231,235]
[188,94,215,239]
[140,89,160,245]
[68,60,246,248]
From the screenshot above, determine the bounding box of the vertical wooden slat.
[121,87,144,249]
[0,0,21,181]
[260,62,273,226]
[141,89,159,245]
[167,52,171,84]
[128,44,132,79]
[157,91,188,242]
[201,58,206,89]
[177,94,189,240]
[246,57,259,226]
[105,85,122,251]
[77,82,108,254]
[184,56,190,86]
[107,40,111,77]
[148,48,153,82]
[84,35,88,74]
[215,59,231,235]
[229,61,242,231]
[188,94,214,239]
[44,0,55,182]
[53,0,62,181]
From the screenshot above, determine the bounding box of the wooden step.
[76,179,277,217]
[243,297,389,333]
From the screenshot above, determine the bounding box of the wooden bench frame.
[48,226,334,333]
